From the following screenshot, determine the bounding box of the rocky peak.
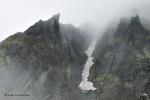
[89,15,150,100]
[47,13,60,23]
[24,13,60,41]
[114,15,149,46]
[130,15,141,26]
[0,13,90,100]
[115,15,143,34]
[127,15,145,34]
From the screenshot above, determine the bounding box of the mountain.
[89,15,150,100]
[0,13,150,100]
[0,14,90,100]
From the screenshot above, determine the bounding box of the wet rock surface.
[0,14,90,100]
[89,15,150,100]
[0,14,150,100]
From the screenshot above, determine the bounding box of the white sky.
[0,0,150,41]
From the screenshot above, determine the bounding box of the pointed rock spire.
[24,13,61,40]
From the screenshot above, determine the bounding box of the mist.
[0,65,50,100]
[0,0,150,41]
[0,0,150,100]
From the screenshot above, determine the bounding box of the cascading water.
[79,38,97,91]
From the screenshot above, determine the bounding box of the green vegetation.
[93,74,120,100]
[0,52,7,65]
[136,47,150,63]
[2,33,26,48]
[1,32,56,57]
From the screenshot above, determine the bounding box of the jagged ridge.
[0,14,90,100]
[89,15,150,100]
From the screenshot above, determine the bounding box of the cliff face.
[0,14,89,100]
[89,15,150,100]
[1,14,150,100]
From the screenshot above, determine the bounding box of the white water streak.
[79,38,97,91]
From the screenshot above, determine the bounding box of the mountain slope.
[0,14,89,100]
[89,15,150,100]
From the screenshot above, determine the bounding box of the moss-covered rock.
[90,15,150,100]
[0,14,89,100]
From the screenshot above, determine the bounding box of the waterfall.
[79,38,97,91]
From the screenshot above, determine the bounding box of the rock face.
[89,15,150,100]
[0,14,90,100]
[1,14,150,100]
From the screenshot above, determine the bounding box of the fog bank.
[0,0,150,41]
